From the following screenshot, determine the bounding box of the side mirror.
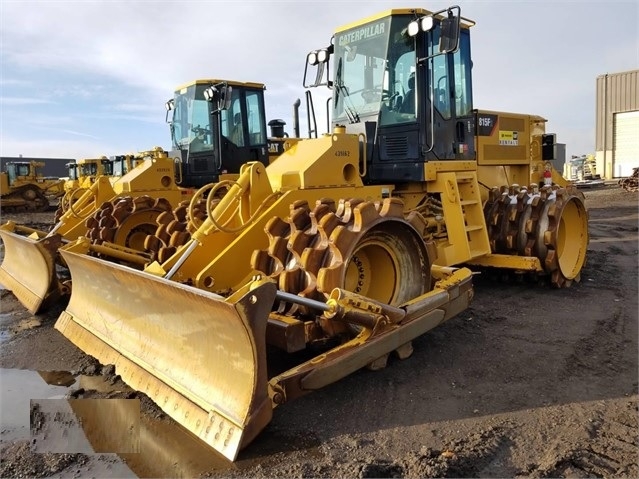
[219,85,233,111]
[165,98,175,123]
[439,10,460,53]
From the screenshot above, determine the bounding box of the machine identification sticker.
[499,130,519,146]
[476,113,498,136]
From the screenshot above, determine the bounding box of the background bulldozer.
[55,5,589,462]
[0,161,65,212]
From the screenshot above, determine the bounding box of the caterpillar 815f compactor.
[0,80,289,314]
[55,6,588,461]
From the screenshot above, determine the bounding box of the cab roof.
[335,8,475,33]
[173,79,266,92]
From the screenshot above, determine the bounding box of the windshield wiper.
[170,123,181,149]
[335,59,359,124]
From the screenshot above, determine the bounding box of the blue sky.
[1,0,637,160]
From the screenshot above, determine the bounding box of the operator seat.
[399,73,415,114]
[230,112,244,146]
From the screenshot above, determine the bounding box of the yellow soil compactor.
[0,80,289,314]
[8,6,589,461]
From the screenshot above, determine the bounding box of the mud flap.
[0,227,63,314]
[55,250,278,461]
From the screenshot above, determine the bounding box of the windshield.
[332,16,416,124]
[79,162,98,177]
[112,158,125,177]
[101,160,113,176]
[17,164,30,176]
[171,84,217,153]
[67,164,78,180]
[7,164,17,181]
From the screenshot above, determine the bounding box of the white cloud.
[0,78,34,87]
[0,97,54,105]
[0,136,112,159]
[56,129,101,140]
[111,103,159,113]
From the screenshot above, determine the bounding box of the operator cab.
[111,156,129,177]
[66,162,79,181]
[167,80,270,188]
[77,158,112,179]
[305,7,474,183]
[6,163,31,182]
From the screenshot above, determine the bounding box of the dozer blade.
[0,227,63,314]
[55,250,277,462]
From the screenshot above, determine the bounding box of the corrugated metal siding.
[596,70,639,150]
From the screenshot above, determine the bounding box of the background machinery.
[56,154,153,221]
[32,6,593,462]
[64,156,113,191]
[56,156,116,221]
[568,154,605,187]
[0,161,65,212]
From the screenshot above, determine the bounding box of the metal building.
[595,69,639,179]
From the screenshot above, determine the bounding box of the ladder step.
[465,225,484,232]
[469,249,490,259]
[456,173,475,180]
[460,200,479,206]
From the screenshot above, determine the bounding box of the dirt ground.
[0,185,637,478]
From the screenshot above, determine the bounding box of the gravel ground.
[0,184,637,478]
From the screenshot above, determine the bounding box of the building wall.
[595,69,639,179]
[0,157,73,178]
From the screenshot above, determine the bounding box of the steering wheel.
[191,125,208,136]
[360,87,382,103]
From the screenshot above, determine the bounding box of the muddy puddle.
[0,312,42,344]
[0,368,258,478]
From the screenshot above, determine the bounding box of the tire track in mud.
[529,400,639,478]
[558,241,637,383]
[559,304,629,380]
[226,426,515,478]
